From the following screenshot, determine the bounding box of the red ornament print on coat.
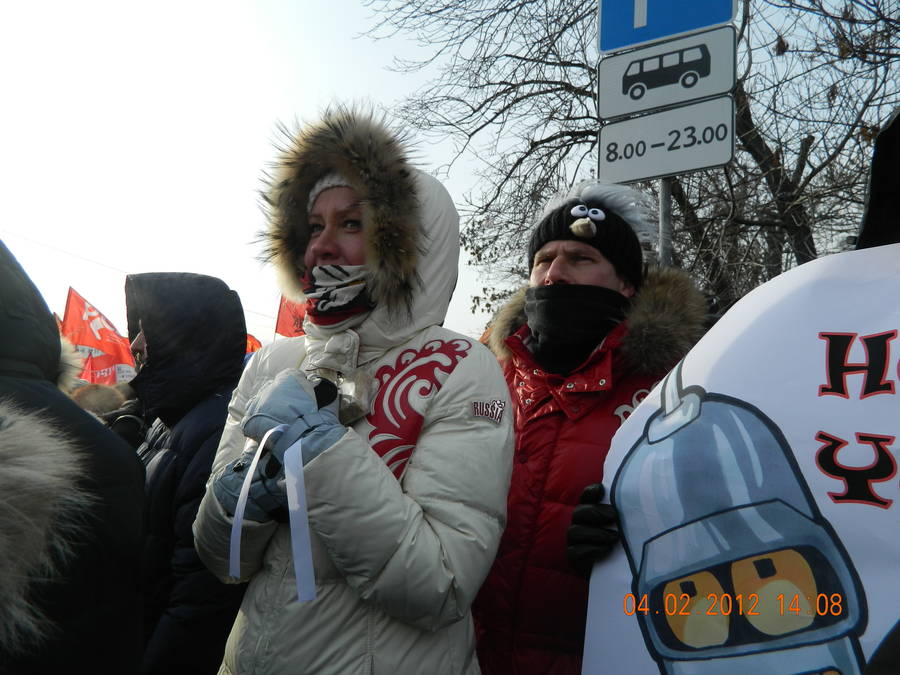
[367,338,471,478]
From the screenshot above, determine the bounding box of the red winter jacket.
[474,267,707,675]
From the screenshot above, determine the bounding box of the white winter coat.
[194,115,513,675]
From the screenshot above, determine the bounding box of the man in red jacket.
[474,182,707,675]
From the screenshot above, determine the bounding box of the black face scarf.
[524,284,631,375]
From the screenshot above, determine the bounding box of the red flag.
[60,288,135,384]
[275,296,306,338]
[246,334,262,353]
[78,353,93,381]
[80,352,128,385]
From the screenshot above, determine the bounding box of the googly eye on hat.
[569,204,607,222]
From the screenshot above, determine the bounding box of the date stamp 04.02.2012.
[623,592,845,618]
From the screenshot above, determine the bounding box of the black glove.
[567,483,620,577]
[103,398,149,449]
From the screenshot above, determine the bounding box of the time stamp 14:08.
[604,122,730,164]
[623,593,846,617]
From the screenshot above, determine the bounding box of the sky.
[0,0,495,342]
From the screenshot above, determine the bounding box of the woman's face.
[303,187,366,269]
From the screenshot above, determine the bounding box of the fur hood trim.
[489,266,707,375]
[57,337,83,395]
[262,106,420,314]
[0,401,90,654]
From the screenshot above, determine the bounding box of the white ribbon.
[228,425,317,603]
[228,425,285,580]
[283,439,317,603]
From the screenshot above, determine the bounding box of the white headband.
[307,171,353,213]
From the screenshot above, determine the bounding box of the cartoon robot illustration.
[611,362,868,674]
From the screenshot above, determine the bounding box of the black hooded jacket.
[0,240,145,674]
[124,272,247,675]
[856,107,899,250]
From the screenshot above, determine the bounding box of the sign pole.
[658,176,673,266]
[596,54,603,181]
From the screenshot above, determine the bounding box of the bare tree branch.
[363,0,898,309]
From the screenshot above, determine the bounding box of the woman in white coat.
[194,107,513,675]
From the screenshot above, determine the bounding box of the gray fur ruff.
[57,337,83,395]
[0,401,90,654]
[488,266,708,376]
[261,106,421,314]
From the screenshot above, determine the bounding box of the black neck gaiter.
[524,284,630,375]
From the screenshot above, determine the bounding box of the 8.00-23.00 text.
[605,123,729,163]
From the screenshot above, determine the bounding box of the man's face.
[130,324,147,372]
[529,240,635,297]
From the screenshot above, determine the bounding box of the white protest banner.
[584,244,900,674]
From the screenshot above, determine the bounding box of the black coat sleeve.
[141,404,246,675]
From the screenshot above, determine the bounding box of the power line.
[2,228,278,321]
[245,308,276,320]
[1,229,130,275]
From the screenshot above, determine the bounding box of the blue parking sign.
[599,0,737,53]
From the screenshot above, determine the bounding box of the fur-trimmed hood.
[0,401,89,654]
[261,107,460,355]
[488,266,707,376]
[0,241,85,394]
